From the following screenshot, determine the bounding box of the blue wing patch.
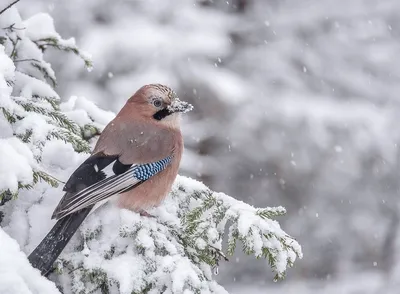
[133,156,172,181]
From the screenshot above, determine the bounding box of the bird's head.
[127,84,193,128]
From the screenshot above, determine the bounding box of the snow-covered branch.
[0,5,94,203]
[51,176,301,293]
[0,228,61,294]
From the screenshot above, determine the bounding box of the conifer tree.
[0,2,94,206]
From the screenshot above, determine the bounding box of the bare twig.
[8,34,19,60]
[0,0,21,16]
[68,265,83,274]
[14,58,41,63]
[209,244,229,261]
[2,23,26,30]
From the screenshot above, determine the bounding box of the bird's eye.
[153,99,163,108]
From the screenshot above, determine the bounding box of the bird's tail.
[28,207,93,276]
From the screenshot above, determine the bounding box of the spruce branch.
[34,37,93,69]
[14,100,81,135]
[33,170,61,188]
[46,129,91,153]
[55,177,302,293]
[181,187,302,280]
[0,12,94,205]
[16,129,33,143]
[0,169,60,205]
[1,107,17,123]
[31,63,57,87]
[32,94,60,110]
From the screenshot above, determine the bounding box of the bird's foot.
[139,210,155,218]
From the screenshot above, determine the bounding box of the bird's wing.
[52,119,180,220]
[52,153,173,220]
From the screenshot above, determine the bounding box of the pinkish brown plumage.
[92,84,185,210]
[117,134,182,211]
[28,84,192,276]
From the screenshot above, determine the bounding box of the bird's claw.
[139,210,155,218]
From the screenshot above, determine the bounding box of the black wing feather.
[62,154,118,193]
[52,153,131,219]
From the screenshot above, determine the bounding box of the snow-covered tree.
[0,3,301,293]
[0,2,94,206]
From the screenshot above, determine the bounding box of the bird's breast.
[117,157,180,211]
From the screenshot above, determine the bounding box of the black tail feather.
[28,206,93,276]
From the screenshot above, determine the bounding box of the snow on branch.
[53,176,302,293]
[182,181,302,280]
[0,228,61,294]
[0,5,95,204]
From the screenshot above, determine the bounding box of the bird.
[27,84,193,276]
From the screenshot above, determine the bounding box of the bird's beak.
[167,98,193,114]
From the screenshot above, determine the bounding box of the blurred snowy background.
[12,0,400,293]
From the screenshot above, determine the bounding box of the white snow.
[0,138,35,193]
[61,95,115,128]
[0,45,15,84]
[0,45,16,109]
[15,71,59,99]
[24,13,59,41]
[0,228,61,294]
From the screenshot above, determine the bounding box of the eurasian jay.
[28,84,193,276]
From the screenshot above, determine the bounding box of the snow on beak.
[167,98,193,114]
